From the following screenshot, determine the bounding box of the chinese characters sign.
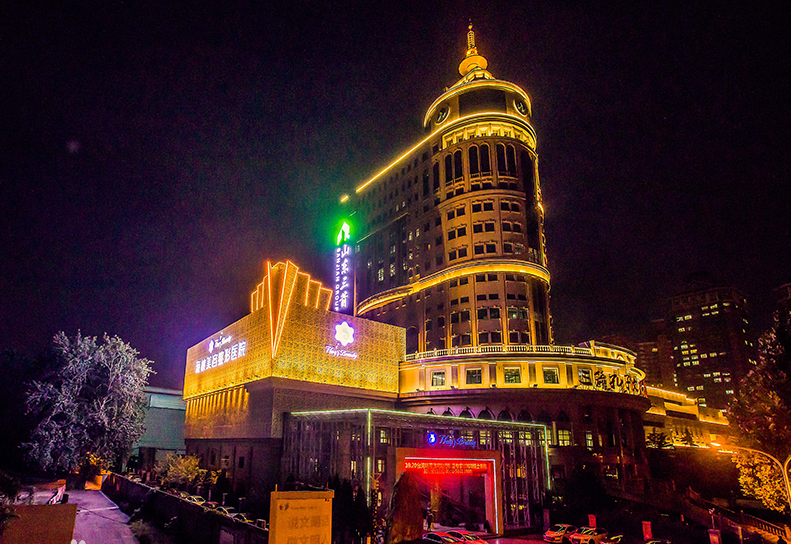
[333,221,352,313]
[269,490,333,544]
[404,459,489,475]
[578,370,646,396]
[194,335,247,374]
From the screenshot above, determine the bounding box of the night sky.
[2,1,789,389]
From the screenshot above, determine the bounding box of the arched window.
[517,409,533,422]
[406,326,419,354]
[460,407,473,418]
[442,407,454,416]
[453,150,463,180]
[497,409,513,421]
[478,408,493,420]
[506,145,517,176]
[521,151,534,199]
[469,146,480,176]
[444,155,453,184]
[496,144,507,174]
[480,144,491,173]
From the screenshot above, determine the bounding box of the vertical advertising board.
[333,220,353,314]
[270,490,333,543]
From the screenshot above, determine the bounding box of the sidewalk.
[69,485,137,544]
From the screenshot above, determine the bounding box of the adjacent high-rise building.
[668,276,756,409]
[348,25,550,353]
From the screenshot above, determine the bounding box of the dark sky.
[2,1,789,389]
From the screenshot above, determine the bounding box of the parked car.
[544,523,579,543]
[644,540,671,544]
[185,495,206,505]
[230,512,255,523]
[446,529,486,543]
[423,533,462,543]
[203,501,220,510]
[214,506,238,517]
[571,526,609,544]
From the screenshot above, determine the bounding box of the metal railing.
[405,343,595,362]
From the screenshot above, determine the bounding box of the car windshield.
[580,528,595,534]
[549,525,566,532]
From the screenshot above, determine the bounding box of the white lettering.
[195,340,248,374]
[325,345,359,359]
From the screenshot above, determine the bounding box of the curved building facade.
[345,26,651,493]
[352,25,550,353]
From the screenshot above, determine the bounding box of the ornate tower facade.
[349,25,551,355]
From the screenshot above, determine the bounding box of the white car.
[544,523,579,543]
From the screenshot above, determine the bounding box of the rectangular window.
[585,431,594,450]
[431,371,446,387]
[458,247,468,258]
[558,429,572,447]
[504,367,521,384]
[466,368,482,385]
[483,201,494,211]
[376,458,385,473]
[473,223,483,233]
[543,367,560,384]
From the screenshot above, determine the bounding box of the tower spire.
[466,20,477,55]
[458,20,489,77]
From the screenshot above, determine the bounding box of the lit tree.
[727,310,791,512]
[25,332,153,473]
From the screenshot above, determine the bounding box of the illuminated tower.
[348,25,550,355]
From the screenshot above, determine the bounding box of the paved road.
[69,488,137,544]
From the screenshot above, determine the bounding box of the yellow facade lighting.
[354,111,535,195]
[356,259,550,315]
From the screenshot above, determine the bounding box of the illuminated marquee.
[426,431,476,448]
[195,335,247,374]
[333,221,353,313]
[404,459,490,476]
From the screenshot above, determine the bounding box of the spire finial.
[458,20,488,76]
[467,20,476,54]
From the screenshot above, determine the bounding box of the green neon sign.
[336,221,352,246]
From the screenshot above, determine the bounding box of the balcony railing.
[405,343,595,362]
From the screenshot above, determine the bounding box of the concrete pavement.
[69,487,137,544]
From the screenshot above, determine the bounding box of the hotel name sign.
[194,333,248,374]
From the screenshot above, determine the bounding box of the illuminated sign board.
[404,459,489,475]
[195,334,247,374]
[426,431,476,448]
[333,221,353,314]
[325,321,358,359]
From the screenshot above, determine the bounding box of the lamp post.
[713,443,791,513]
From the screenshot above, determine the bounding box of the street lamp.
[712,442,791,512]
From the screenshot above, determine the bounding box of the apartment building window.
[543,367,560,384]
[466,368,482,385]
[431,371,446,386]
[504,367,521,384]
